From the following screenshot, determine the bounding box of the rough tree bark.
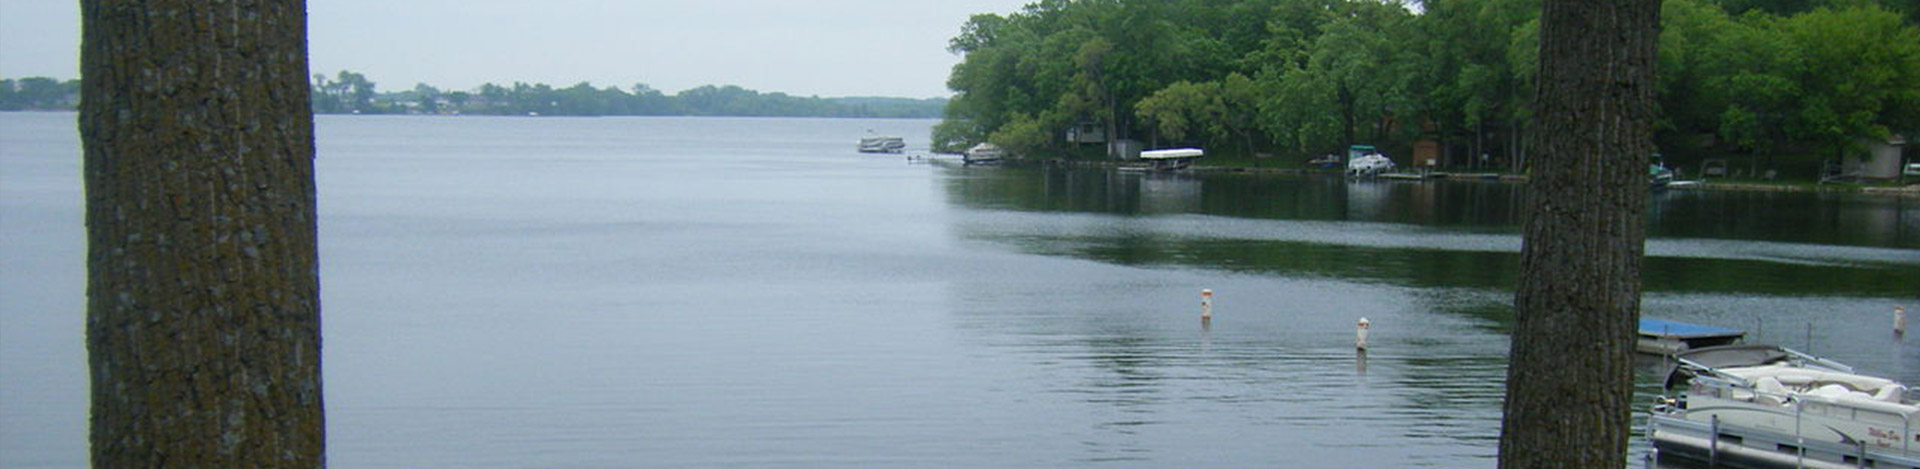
[81,0,323,466]
[1498,0,1659,467]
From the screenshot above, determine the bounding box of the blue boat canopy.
[1639,318,1744,339]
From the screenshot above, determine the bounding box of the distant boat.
[1343,145,1395,177]
[1650,165,1676,188]
[963,143,1006,165]
[1347,153,1394,177]
[858,136,906,154]
[1650,153,1676,188]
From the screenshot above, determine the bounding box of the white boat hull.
[1649,345,1920,469]
[1650,412,1920,469]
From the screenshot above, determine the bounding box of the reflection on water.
[945,165,1920,296]
[4,114,1914,468]
[940,163,1919,466]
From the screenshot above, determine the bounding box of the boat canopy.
[1675,344,1791,370]
[1639,318,1744,340]
[1140,148,1204,160]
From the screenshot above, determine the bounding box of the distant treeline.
[0,77,80,111]
[311,70,947,118]
[0,73,947,119]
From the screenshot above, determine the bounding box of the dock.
[1375,171,1510,181]
[1637,318,1745,355]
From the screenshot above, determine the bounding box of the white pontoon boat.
[963,143,1006,165]
[1648,344,1919,469]
[859,136,906,153]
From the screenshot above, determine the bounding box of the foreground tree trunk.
[81,1,323,466]
[1498,0,1659,467]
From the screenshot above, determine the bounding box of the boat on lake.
[1648,344,1920,469]
[1638,318,1746,355]
[964,143,1006,165]
[1651,155,1677,188]
[858,135,906,154]
[1346,145,1394,177]
[1120,148,1204,172]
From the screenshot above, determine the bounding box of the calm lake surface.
[2,111,1916,467]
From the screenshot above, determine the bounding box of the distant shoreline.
[2,74,950,119]
[992,157,1920,198]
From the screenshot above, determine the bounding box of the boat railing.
[1672,346,1856,389]
[1674,357,1752,388]
[1782,348,1856,374]
[1689,375,1797,407]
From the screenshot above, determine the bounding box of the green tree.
[1699,10,1801,172]
[80,0,324,466]
[1777,6,1920,156]
[411,83,443,114]
[1260,64,1342,153]
[945,0,1271,160]
[1215,73,1265,156]
[989,112,1056,157]
[1658,4,1920,176]
[342,71,377,113]
[1134,75,1265,154]
[629,83,678,115]
[1268,9,1415,153]
[1406,0,1540,169]
[1655,0,1733,131]
[1136,80,1222,146]
[0,79,15,109]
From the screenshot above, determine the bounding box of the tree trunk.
[1339,84,1356,149]
[1475,121,1486,170]
[80,1,324,466]
[1498,0,1659,467]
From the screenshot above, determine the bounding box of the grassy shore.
[1674,179,1920,196]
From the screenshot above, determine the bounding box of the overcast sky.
[0,1,1034,98]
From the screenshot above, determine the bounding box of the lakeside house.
[1849,135,1909,181]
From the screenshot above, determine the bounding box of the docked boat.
[1651,163,1676,188]
[963,143,1006,165]
[1648,344,1919,469]
[858,136,906,154]
[1346,145,1395,177]
[1120,148,1204,172]
[1638,318,1746,355]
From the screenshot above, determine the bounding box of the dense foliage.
[940,0,1920,176]
[309,71,948,118]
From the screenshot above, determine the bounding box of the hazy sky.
[0,1,1034,98]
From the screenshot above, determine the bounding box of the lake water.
[2,112,1916,467]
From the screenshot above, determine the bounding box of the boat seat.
[1753,377,1788,406]
[1808,384,1856,399]
[1874,384,1908,404]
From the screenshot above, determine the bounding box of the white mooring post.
[1200,289,1214,326]
[1356,318,1371,350]
[1896,306,1908,337]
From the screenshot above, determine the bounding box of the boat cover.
[1663,344,1788,389]
[1140,148,1204,160]
[1639,318,1744,339]
[1675,344,1786,369]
